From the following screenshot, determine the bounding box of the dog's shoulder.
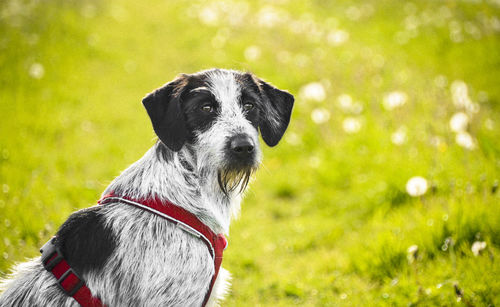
[55,206,116,275]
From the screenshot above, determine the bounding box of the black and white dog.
[0,69,294,306]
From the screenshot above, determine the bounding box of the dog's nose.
[230,135,254,156]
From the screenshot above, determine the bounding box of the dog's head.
[142,69,294,195]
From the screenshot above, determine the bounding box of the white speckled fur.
[0,69,266,306]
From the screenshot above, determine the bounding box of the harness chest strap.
[40,194,227,307]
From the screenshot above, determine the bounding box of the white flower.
[337,94,353,110]
[311,108,330,124]
[337,94,363,114]
[407,244,419,263]
[244,46,261,61]
[342,117,362,133]
[449,112,469,133]
[198,6,218,26]
[257,6,287,28]
[327,29,349,46]
[450,80,478,112]
[406,176,428,197]
[471,241,487,256]
[455,132,476,150]
[285,132,301,146]
[300,82,326,102]
[391,126,407,145]
[383,91,407,110]
[29,63,45,79]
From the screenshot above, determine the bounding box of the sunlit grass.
[1,0,499,305]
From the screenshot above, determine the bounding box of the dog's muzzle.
[227,134,256,166]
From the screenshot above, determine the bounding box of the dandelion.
[407,244,419,263]
[383,91,407,110]
[449,112,469,133]
[285,132,301,146]
[29,63,45,79]
[455,132,476,150]
[311,108,330,124]
[299,82,326,102]
[257,6,287,28]
[81,3,96,18]
[345,6,361,21]
[337,94,353,111]
[327,29,349,46]
[244,46,261,61]
[434,75,447,88]
[406,176,428,197]
[450,80,479,112]
[198,6,218,26]
[484,118,494,130]
[471,241,487,256]
[342,117,362,134]
[391,126,407,145]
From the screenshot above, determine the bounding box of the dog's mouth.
[217,167,256,196]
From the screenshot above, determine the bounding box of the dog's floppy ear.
[253,76,295,147]
[142,76,188,151]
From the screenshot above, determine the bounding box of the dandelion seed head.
[337,94,353,110]
[434,75,448,88]
[383,91,407,110]
[391,126,407,145]
[327,29,349,46]
[199,6,219,25]
[449,112,469,133]
[455,132,476,150]
[311,108,330,124]
[484,118,494,130]
[471,241,487,256]
[300,82,326,102]
[406,176,428,197]
[450,80,476,111]
[342,117,362,134]
[244,45,261,61]
[29,63,45,79]
[407,244,419,263]
[285,132,301,146]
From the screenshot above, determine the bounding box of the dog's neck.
[104,142,243,234]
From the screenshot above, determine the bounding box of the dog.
[0,68,294,306]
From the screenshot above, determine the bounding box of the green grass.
[1,0,500,305]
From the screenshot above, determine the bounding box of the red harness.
[40,193,227,307]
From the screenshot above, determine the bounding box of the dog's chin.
[217,165,256,197]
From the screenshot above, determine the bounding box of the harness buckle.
[57,268,85,296]
[40,237,63,271]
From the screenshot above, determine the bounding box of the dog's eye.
[243,102,254,111]
[201,104,214,113]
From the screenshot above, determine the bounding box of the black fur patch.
[181,88,219,140]
[55,206,116,275]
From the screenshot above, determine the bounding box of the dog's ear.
[252,76,295,147]
[142,76,188,151]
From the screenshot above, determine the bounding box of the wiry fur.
[0,69,293,306]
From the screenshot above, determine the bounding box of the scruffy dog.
[0,69,294,306]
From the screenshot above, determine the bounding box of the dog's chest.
[86,205,214,306]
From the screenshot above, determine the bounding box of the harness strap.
[40,238,105,307]
[40,193,226,307]
[98,193,227,306]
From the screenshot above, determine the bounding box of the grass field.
[1,0,500,305]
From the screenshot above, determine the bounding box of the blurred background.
[1,0,499,305]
